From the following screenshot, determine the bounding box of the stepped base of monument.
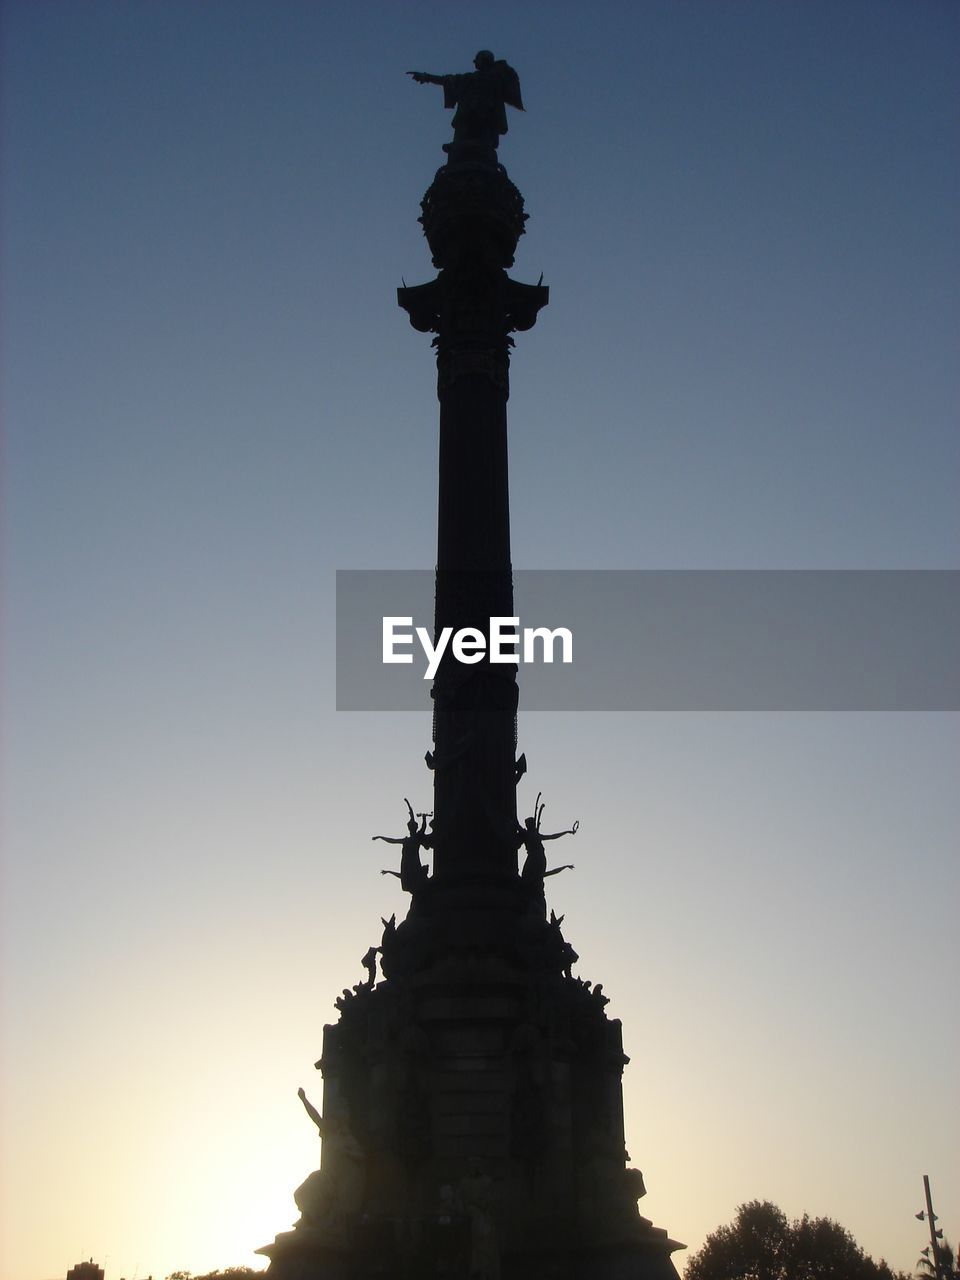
[258,896,685,1280]
[257,1218,683,1280]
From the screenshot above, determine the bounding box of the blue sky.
[2,3,958,1277]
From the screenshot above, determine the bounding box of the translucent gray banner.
[335,570,959,711]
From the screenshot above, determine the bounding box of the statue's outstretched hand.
[572,820,580,834]
[298,1087,306,1101]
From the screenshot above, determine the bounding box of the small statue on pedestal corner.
[549,908,580,979]
[360,945,379,987]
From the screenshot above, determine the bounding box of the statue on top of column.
[408,50,523,163]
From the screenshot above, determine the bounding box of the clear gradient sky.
[2,2,958,1278]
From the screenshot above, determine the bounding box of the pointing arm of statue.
[298,1087,324,1135]
[408,71,446,86]
[407,58,523,109]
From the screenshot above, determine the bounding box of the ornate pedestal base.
[258,882,682,1280]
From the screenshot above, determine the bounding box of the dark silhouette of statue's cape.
[442,59,523,139]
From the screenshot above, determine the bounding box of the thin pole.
[924,1174,945,1280]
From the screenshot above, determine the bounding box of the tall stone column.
[399,161,547,887]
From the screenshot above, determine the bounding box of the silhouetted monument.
[258,54,683,1279]
[66,1263,105,1280]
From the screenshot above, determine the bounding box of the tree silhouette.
[916,1238,957,1280]
[165,1269,263,1280]
[685,1200,910,1280]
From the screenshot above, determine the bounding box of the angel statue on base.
[516,793,578,893]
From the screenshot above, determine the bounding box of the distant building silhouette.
[66,1262,104,1280]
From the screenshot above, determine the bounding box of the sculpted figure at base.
[549,909,580,978]
[293,1088,365,1242]
[458,1157,501,1280]
[408,50,523,163]
[360,945,379,987]
[430,1182,469,1278]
